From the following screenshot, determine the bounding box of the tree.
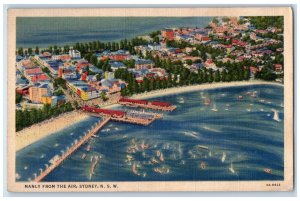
[16,93,22,103]
[28,48,33,55]
[100,91,108,101]
[186,59,193,65]
[96,74,101,81]
[35,46,39,55]
[214,70,220,82]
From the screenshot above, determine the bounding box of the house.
[249,66,260,77]
[148,43,162,51]
[69,49,81,59]
[109,61,127,72]
[161,29,175,41]
[135,59,154,70]
[274,64,283,72]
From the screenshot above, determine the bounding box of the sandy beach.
[103,80,283,109]
[16,111,89,151]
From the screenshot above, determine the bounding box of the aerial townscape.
[15,16,285,182]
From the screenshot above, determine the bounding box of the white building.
[69,49,81,59]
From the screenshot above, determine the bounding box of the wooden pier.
[33,117,111,182]
[84,112,157,126]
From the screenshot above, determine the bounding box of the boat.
[89,155,100,179]
[49,155,60,164]
[229,162,235,174]
[264,168,272,174]
[81,153,86,160]
[200,162,206,169]
[86,144,91,152]
[132,163,141,176]
[221,152,226,163]
[211,103,218,112]
[197,145,209,151]
[156,150,161,157]
[154,166,170,174]
[159,152,164,162]
[203,97,211,106]
[150,157,159,164]
[126,154,134,161]
[238,95,243,100]
[178,97,185,103]
[272,109,281,122]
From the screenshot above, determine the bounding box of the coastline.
[16,80,282,151]
[103,80,283,108]
[15,111,89,152]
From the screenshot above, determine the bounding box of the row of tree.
[16,102,74,131]
[115,58,251,96]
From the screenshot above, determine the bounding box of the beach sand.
[103,80,283,108]
[15,111,89,151]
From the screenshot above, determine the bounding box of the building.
[109,61,127,72]
[29,83,50,103]
[148,43,162,51]
[135,59,154,70]
[161,29,175,41]
[69,49,81,59]
[67,80,102,101]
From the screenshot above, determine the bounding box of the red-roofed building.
[161,29,175,41]
[274,64,283,72]
[24,68,42,76]
[29,74,50,83]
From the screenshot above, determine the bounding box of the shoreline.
[16,80,282,151]
[15,111,89,152]
[103,80,283,108]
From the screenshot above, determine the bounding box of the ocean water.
[16,17,212,48]
[16,84,284,182]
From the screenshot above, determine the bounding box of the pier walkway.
[34,117,111,182]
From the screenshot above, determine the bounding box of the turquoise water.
[16,17,212,48]
[16,84,284,181]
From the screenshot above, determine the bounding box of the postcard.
[7,7,293,192]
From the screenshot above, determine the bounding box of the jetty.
[81,106,161,126]
[33,117,110,182]
[33,98,175,182]
[118,97,176,111]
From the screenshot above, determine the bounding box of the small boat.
[200,162,206,169]
[221,152,226,163]
[150,157,159,164]
[156,150,161,157]
[126,154,134,161]
[86,145,91,152]
[238,95,243,100]
[197,145,209,150]
[229,162,235,174]
[264,168,272,174]
[49,155,60,164]
[132,163,141,176]
[159,152,165,162]
[272,109,281,122]
[203,97,211,106]
[211,103,218,112]
[81,153,86,160]
[154,166,170,174]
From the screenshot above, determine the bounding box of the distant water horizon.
[16,17,212,48]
